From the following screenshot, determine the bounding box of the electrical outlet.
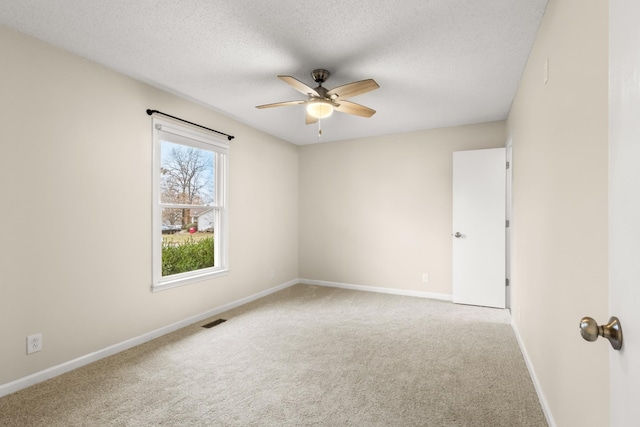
[270,269,275,279]
[422,273,429,283]
[27,333,42,354]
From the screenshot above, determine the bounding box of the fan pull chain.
[318,119,322,140]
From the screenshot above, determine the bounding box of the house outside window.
[151,117,229,291]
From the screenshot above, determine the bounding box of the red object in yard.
[189,227,196,234]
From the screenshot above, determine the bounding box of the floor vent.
[202,319,227,328]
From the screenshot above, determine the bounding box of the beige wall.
[299,122,506,295]
[507,0,609,426]
[0,26,299,385]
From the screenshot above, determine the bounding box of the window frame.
[151,116,229,292]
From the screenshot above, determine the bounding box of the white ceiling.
[0,0,547,145]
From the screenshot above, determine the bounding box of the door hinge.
[506,161,510,169]
[506,278,510,286]
[506,220,510,228]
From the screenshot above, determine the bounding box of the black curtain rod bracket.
[146,109,234,141]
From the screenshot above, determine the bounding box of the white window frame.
[151,117,229,291]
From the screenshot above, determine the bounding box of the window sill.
[152,268,229,292]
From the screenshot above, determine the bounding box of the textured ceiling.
[0,0,547,145]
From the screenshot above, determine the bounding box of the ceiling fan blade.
[306,113,319,125]
[334,100,376,118]
[278,75,320,97]
[326,79,379,100]
[255,100,306,109]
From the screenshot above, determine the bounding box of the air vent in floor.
[202,319,227,328]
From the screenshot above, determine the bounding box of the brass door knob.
[579,316,623,350]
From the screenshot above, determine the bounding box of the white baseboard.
[0,279,298,398]
[510,319,556,427]
[300,278,453,301]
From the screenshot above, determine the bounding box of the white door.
[609,0,640,424]
[452,148,506,308]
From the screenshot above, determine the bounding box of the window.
[152,117,229,291]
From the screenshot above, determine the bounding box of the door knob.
[579,316,623,350]
[453,232,462,238]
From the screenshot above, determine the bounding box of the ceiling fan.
[256,69,379,124]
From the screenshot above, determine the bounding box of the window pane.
[161,207,215,277]
[161,207,184,232]
[160,141,215,205]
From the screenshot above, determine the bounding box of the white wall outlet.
[27,333,42,354]
[270,269,275,279]
[422,273,429,283]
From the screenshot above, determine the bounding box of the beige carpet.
[0,284,547,426]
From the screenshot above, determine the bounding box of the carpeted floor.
[0,284,547,426]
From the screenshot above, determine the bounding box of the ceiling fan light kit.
[256,69,379,125]
[306,100,334,119]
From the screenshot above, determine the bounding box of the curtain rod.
[146,109,235,141]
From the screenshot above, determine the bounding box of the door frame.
[609,0,640,423]
[505,137,513,310]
